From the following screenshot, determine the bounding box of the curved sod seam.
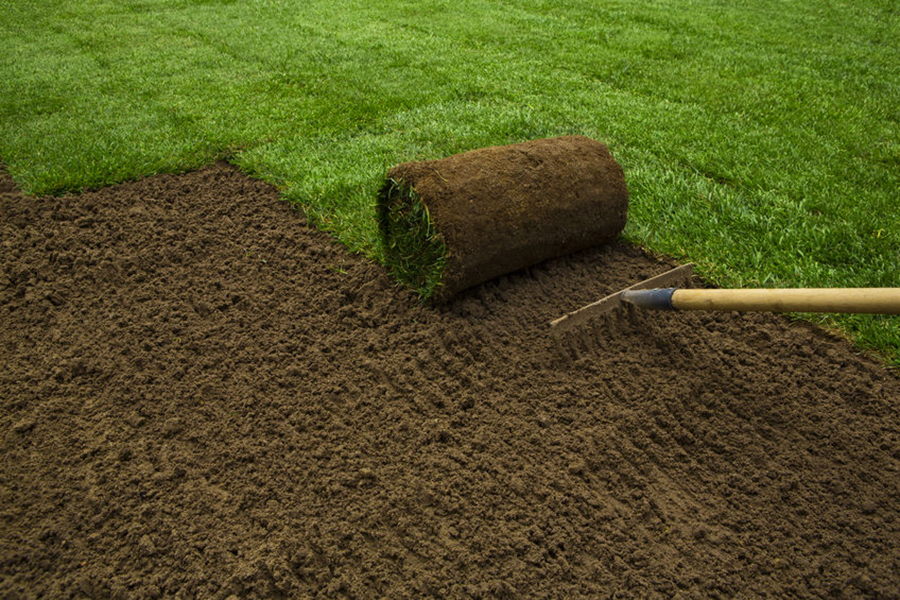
[376,178,448,302]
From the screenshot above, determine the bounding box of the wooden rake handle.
[622,288,900,314]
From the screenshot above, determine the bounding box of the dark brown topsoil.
[384,136,628,301]
[2,162,900,599]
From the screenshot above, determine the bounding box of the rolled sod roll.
[377,135,628,302]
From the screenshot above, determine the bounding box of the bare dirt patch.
[2,162,899,598]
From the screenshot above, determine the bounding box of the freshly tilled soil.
[2,162,899,598]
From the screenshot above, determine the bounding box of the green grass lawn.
[2,0,898,362]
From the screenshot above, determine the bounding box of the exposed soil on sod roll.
[381,136,628,301]
[2,162,900,598]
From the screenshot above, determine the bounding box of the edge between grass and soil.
[1,0,897,364]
